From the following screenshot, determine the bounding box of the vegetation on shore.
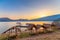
[0,21,60,40]
[0,27,57,40]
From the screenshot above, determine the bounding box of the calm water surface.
[0,21,52,34]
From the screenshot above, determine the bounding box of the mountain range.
[0,14,60,22]
[0,18,12,22]
[0,18,28,22]
[31,14,60,21]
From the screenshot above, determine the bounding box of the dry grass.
[0,27,59,40]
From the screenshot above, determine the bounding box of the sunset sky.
[0,0,60,19]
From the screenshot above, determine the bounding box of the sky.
[0,0,60,20]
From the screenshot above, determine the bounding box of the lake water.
[0,21,53,34]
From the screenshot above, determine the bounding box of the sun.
[40,14,47,17]
[38,9,54,18]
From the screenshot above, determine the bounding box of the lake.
[0,21,53,34]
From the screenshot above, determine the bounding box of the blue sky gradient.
[0,0,60,19]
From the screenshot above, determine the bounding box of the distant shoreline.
[0,21,54,22]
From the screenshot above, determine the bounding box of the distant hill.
[16,19,28,21]
[31,14,60,21]
[0,14,60,22]
[0,18,12,22]
[54,18,60,21]
[0,18,29,22]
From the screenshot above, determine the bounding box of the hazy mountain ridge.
[0,18,29,22]
[0,18,12,22]
[0,14,60,22]
[31,14,60,21]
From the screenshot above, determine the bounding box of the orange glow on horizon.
[0,9,60,20]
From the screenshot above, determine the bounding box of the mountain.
[31,14,60,21]
[0,18,12,22]
[0,18,29,22]
[14,19,29,21]
[54,18,60,21]
[1,14,60,22]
